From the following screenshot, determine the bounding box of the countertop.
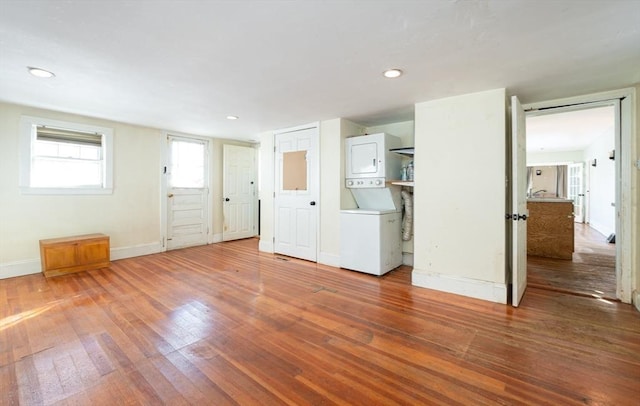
[527,198,573,203]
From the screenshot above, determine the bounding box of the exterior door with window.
[166,136,209,250]
[223,144,257,241]
[274,126,319,262]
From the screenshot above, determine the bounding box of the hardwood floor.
[1,238,638,405]
[528,223,617,300]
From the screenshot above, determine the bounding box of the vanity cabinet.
[39,233,110,277]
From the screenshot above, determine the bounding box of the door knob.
[310,201,316,206]
[168,193,174,198]
[225,198,230,202]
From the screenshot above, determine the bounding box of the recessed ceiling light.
[226,115,239,120]
[383,68,403,78]
[28,67,55,78]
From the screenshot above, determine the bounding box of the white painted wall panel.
[413,89,507,297]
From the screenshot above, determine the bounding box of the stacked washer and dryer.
[340,133,404,276]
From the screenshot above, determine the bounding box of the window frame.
[19,116,114,195]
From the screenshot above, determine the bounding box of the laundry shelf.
[389,147,415,156]
[389,181,414,187]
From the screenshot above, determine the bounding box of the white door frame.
[524,87,635,304]
[273,122,320,262]
[160,132,213,251]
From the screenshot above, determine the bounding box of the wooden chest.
[39,233,110,277]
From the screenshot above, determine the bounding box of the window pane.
[170,140,205,188]
[282,150,307,191]
[31,157,102,187]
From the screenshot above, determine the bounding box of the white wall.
[584,130,616,236]
[0,102,163,278]
[412,89,508,303]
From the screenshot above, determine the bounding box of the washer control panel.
[346,178,385,188]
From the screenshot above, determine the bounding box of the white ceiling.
[526,105,615,153]
[1,1,639,141]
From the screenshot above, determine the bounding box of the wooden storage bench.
[39,233,110,277]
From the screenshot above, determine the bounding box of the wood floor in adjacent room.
[1,238,639,405]
[528,223,617,300]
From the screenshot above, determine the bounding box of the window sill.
[20,187,113,195]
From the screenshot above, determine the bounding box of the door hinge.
[273,191,276,198]
[163,166,167,174]
[506,213,528,221]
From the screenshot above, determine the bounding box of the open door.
[223,144,257,241]
[511,96,528,307]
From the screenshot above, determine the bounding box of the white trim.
[0,242,163,279]
[212,233,223,243]
[523,87,635,304]
[633,290,640,313]
[0,259,41,279]
[110,242,163,261]
[318,252,340,268]
[412,268,508,304]
[259,238,274,253]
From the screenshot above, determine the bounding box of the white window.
[20,116,113,194]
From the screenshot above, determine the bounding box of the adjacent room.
[526,105,618,299]
[1,1,639,404]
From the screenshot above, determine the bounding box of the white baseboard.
[0,259,41,279]
[588,221,614,239]
[318,252,340,268]
[258,238,274,253]
[633,290,640,313]
[211,233,223,244]
[110,242,163,261]
[402,252,414,266]
[412,268,508,304]
[1,242,164,280]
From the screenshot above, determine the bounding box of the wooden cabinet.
[39,234,110,277]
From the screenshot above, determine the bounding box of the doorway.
[524,99,622,300]
[222,144,257,241]
[164,134,210,250]
[273,124,319,262]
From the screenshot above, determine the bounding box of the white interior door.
[567,162,585,223]
[274,126,318,262]
[511,96,528,307]
[166,136,209,250]
[223,144,257,241]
